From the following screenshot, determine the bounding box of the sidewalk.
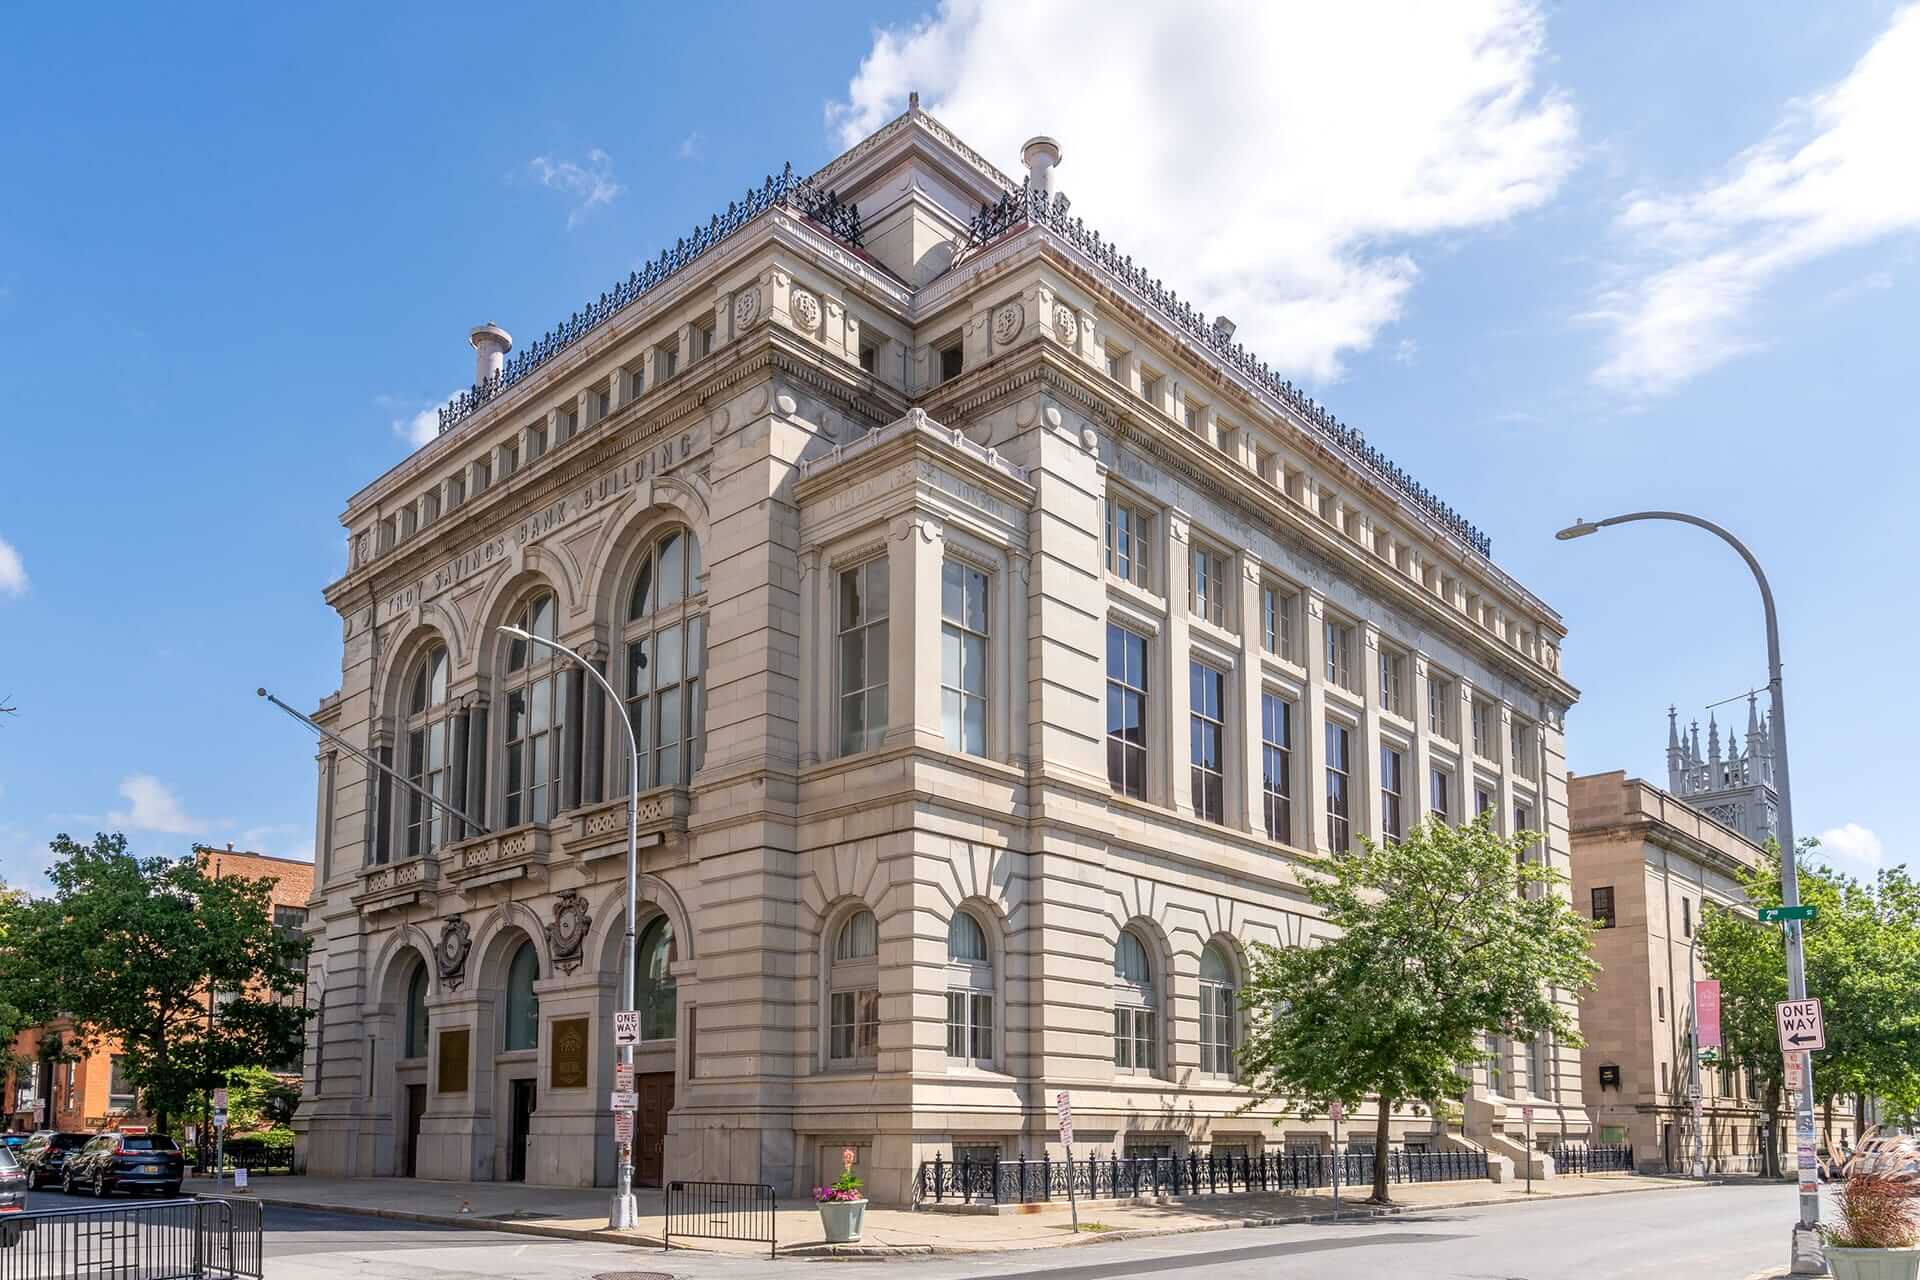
[188,1170,1710,1257]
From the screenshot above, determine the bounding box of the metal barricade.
[663,1181,776,1259]
[0,1196,263,1280]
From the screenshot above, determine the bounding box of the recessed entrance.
[508,1078,537,1181]
[632,1072,674,1187]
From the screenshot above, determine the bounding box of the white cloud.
[1589,5,1920,395]
[826,0,1577,381]
[528,148,622,229]
[678,131,703,161]
[0,536,26,598]
[380,391,460,449]
[106,775,212,836]
[1815,822,1885,872]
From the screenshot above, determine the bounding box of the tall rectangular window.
[1472,698,1496,760]
[837,561,890,755]
[829,990,880,1062]
[1325,722,1352,853]
[1261,692,1294,843]
[1380,746,1405,840]
[1189,661,1226,824]
[1190,545,1228,627]
[1591,885,1616,928]
[1378,646,1407,715]
[1429,673,1455,738]
[1324,619,1354,690]
[108,1056,135,1112]
[1681,896,1693,938]
[1106,624,1149,799]
[1260,583,1297,660]
[1512,716,1538,780]
[1475,785,1494,819]
[940,561,988,756]
[938,338,964,383]
[1106,498,1153,586]
[1429,767,1452,821]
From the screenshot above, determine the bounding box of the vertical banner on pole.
[1695,981,1722,1049]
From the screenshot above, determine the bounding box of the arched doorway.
[631,915,677,1186]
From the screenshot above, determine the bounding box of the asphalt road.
[16,1181,1811,1279]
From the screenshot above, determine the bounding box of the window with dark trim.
[1591,885,1616,928]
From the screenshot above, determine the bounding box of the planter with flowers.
[1824,1174,1920,1280]
[815,1148,867,1243]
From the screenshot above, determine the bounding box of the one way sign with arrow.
[1776,998,1825,1052]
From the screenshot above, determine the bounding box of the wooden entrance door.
[632,1072,674,1187]
[508,1079,536,1181]
[404,1084,427,1178]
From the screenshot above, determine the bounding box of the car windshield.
[0,1147,18,1171]
[118,1136,177,1152]
[53,1134,88,1149]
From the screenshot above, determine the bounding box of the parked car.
[0,1146,25,1214]
[61,1133,184,1198]
[19,1133,92,1190]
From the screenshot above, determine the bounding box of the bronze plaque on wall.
[436,1027,470,1094]
[551,1017,590,1089]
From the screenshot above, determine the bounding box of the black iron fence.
[1552,1143,1635,1175]
[663,1181,776,1259]
[916,1147,1491,1206]
[0,1196,263,1280]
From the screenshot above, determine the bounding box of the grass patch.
[1073,1222,1113,1232]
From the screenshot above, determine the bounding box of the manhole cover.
[594,1273,675,1280]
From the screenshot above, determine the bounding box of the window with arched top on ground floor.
[1113,930,1157,1072]
[945,912,993,1066]
[503,940,539,1051]
[500,592,565,826]
[636,916,677,1041]
[622,528,705,791]
[404,964,429,1060]
[1199,943,1237,1078]
[403,643,452,858]
[829,909,879,1066]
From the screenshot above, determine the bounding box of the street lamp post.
[1557,512,1819,1274]
[499,624,640,1231]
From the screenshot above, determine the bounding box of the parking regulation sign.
[1056,1092,1073,1146]
[1776,998,1825,1052]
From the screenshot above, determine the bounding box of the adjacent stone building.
[296,108,1588,1203]
[1569,769,1859,1173]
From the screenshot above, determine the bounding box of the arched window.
[403,644,451,857]
[501,592,564,826]
[1113,931,1156,1072]
[623,529,706,790]
[1199,944,1236,1077]
[828,910,879,1065]
[404,964,429,1060]
[945,913,993,1066]
[636,916,677,1041]
[503,941,539,1051]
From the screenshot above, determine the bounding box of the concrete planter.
[818,1198,866,1243]
[1827,1245,1920,1280]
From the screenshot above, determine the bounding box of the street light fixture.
[1556,510,1820,1275]
[498,624,641,1231]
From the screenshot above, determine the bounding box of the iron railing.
[1552,1142,1635,1175]
[915,1147,1490,1206]
[436,163,864,435]
[958,179,1494,559]
[0,1196,263,1280]
[663,1180,776,1259]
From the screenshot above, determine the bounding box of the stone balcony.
[564,787,690,862]
[354,855,441,914]
[444,824,553,888]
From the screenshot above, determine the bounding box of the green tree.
[29,833,310,1135]
[0,882,57,1093]
[221,1064,301,1132]
[1238,815,1598,1204]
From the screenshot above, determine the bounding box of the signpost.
[613,1011,641,1048]
[1523,1105,1535,1195]
[211,1088,230,1185]
[1056,1092,1078,1233]
[1329,1100,1344,1221]
[1758,905,1817,924]
[1777,999,1825,1203]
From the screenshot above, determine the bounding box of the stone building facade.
[1568,770,1859,1173]
[295,108,1587,1203]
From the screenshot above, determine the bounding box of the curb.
[196,1175,1713,1259]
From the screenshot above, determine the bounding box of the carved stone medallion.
[435,915,472,992]
[546,891,593,975]
[1053,304,1078,345]
[790,289,820,332]
[993,302,1024,345]
[733,287,761,330]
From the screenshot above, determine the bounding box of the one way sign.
[1776,998,1826,1052]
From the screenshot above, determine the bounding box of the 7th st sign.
[1776,998,1826,1052]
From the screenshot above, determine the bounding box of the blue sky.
[2,2,1914,886]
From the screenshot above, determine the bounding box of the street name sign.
[613,1011,641,1046]
[1776,999,1826,1052]
[1758,905,1817,924]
